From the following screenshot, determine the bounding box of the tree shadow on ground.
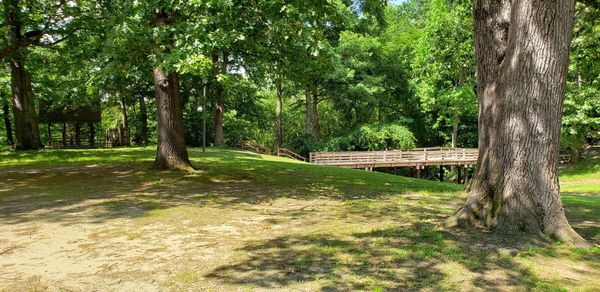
[1,149,599,291]
[205,222,597,290]
[0,149,462,225]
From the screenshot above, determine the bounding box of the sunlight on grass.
[560,158,600,194]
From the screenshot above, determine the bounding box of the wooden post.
[464,165,469,186]
[416,167,421,178]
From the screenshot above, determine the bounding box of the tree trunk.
[452,0,586,244]
[46,123,51,145]
[119,92,128,129]
[89,123,95,147]
[212,53,225,146]
[75,123,81,147]
[138,96,149,145]
[61,123,66,147]
[312,83,319,140]
[5,0,40,150]
[305,84,312,136]
[275,75,283,149]
[152,68,192,170]
[450,114,460,173]
[3,102,14,146]
[451,115,460,149]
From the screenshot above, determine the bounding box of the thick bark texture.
[305,84,312,136]
[3,102,14,145]
[5,0,41,150]
[152,68,192,170]
[138,96,149,145]
[453,0,586,244]
[275,76,283,149]
[212,53,225,146]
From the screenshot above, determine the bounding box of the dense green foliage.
[319,124,415,152]
[0,0,598,155]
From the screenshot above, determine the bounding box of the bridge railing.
[277,148,307,161]
[309,148,478,167]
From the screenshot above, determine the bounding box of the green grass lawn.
[0,147,598,291]
[560,157,600,194]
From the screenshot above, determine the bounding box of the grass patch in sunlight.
[559,157,600,194]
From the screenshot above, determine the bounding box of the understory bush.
[319,124,416,152]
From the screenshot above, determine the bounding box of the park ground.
[0,148,599,291]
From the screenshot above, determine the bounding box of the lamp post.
[202,78,208,153]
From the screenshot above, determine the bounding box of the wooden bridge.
[309,147,478,170]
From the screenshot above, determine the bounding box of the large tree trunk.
[312,85,319,140]
[452,0,586,244]
[275,75,283,149]
[212,53,225,146]
[3,102,14,146]
[9,55,41,150]
[138,95,149,145]
[152,68,192,170]
[119,92,128,129]
[5,0,40,150]
[305,84,312,136]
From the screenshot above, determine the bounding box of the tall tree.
[138,96,149,146]
[212,53,226,146]
[275,73,284,148]
[411,0,476,150]
[118,91,128,129]
[150,9,192,170]
[3,0,41,149]
[451,0,586,244]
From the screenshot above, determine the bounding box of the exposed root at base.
[447,205,593,248]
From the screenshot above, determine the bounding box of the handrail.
[240,140,271,155]
[277,148,307,161]
[309,148,478,168]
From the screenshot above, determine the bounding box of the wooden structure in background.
[310,147,478,183]
[309,147,478,169]
[239,140,271,155]
[276,148,306,161]
[106,127,130,147]
[39,102,101,148]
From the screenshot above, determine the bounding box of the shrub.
[321,124,416,152]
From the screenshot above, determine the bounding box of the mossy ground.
[0,148,598,291]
